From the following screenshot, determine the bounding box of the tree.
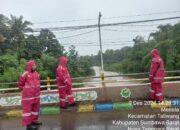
[24,35,41,59]
[8,15,33,62]
[78,56,94,77]
[0,54,18,75]
[149,24,173,42]
[0,14,95,85]
[133,35,145,45]
[38,29,64,57]
[39,54,57,79]
[0,14,10,53]
[67,45,79,77]
[92,22,180,74]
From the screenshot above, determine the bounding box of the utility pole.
[98,12,105,82]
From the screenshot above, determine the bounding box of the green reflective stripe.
[41,107,60,115]
[113,102,133,110]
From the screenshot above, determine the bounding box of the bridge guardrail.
[0,75,179,92]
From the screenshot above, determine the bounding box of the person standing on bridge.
[18,60,42,130]
[56,56,76,109]
[149,49,165,103]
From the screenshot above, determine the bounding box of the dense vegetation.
[0,14,94,85]
[92,23,180,74]
[1,13,179,87]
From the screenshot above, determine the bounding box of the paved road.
[1,106,179,130]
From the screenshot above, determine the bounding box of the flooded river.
[84,66,138,87]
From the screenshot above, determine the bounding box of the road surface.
[0,106,179,130]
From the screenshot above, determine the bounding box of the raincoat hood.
[59,56,68,66]
[151,49,160,58]
[26,60,36,72]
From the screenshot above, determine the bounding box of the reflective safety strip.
[154,77,163,80]
[156,93,163,96]
[59,98,66,102]
[152,58,161,62]
[24,86,31,88]
[24,85,36,88]
[22,113,31,117]
[22,96,40,101]
[158,68,164,71]
[67,95,74,98]
[150,89,155,93]
[31,112,39,115]
[59,98,68,102]
[58,86,66,88]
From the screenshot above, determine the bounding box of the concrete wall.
[73,81,180,102]
[0,81,180,108]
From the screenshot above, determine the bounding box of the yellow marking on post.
[6,110,22,117]
[78,103,95,112]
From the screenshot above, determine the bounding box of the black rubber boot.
[69,103,76,107]
[60,105,67,109]
[26,126,29,130]
[26,124,38,130]
[32,121,42,126]
[156,100,162,104]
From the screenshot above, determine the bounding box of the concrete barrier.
[78,103,94,112]
[0,81,180,107]
[113,102,133,110]
[95,103,113,111]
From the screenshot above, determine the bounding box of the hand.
[66,81,72,87]
[149,76,153,82]
[19,86,23,91]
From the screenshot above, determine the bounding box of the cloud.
[1,0,180,55]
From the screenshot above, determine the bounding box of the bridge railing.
[0,70,180,92]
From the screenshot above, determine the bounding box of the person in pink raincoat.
[149,49,165,102]
[56,56,76,109]
[18,60,42,130]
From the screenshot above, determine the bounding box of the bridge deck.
[0,106,179,130]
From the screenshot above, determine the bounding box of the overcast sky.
[1,0,180,55]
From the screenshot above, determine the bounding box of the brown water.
[84,66,139,87]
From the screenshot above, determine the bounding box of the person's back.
[56,56,76,109]
[56,58,71,87]
[149,49,165,83]
[149,49,165,102]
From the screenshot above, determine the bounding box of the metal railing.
[0,70,180,92]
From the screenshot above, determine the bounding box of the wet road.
[1,106,179,130]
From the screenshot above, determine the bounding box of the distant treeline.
[91,22,180,74]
